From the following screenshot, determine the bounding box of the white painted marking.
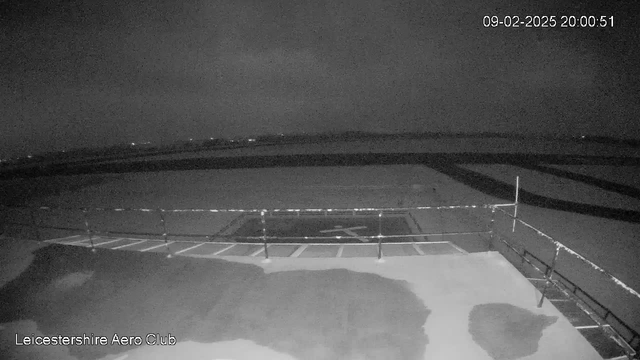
[337,245,344,258]
[290,245,308,258]
[174,242,205,255]
[549,298,571,302]
[447,242,468,254]
[412,243,425,255]
[111,240,147,250]
[92,238,125,246]
[250,245,269,257]
[44,235,81,243]
[320,225,369,242]
[68,238,93,245]
[140,242,173,252]
[113,355,129,360]
[212,244,236,255]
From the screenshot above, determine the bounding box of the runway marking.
[112,240,147,250]
[319,225,368,242]
[92,238,125,247]
[44,235,82,243]
[139,242,173,252]
[412,243,425,255]
[212,244,236,255]
[549,298,571,302]
[448,242,469,254]
[174,242,205,255]
[68,238,95,245]
[337,244,345,258]
[290,245,308,258]
[250,244,269,257]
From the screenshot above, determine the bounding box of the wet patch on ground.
[468,303,558,360]
[0,244,429,360]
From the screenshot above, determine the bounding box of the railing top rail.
[2,203,517,213]
[491,205,640,301]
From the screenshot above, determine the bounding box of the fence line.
[8,203,515,214]
[492,205,640,301]
[2,199,638,355]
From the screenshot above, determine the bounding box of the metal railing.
[488,205,640,358]
[1,202,506,260]
[1,190,639,357]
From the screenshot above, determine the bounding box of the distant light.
[581,135,585,139]
[248,138,256,142]
[279,133,284,136]
[27,155,33,159]
[210,137,214,140]
[189,138,193,141]
[131,142,136,146]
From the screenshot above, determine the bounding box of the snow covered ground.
[1,140,639,346]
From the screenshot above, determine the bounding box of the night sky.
[1,0,638,158]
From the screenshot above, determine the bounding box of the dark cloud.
[1,0,638,157]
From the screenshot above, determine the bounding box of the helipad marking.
[44,235,82,243]
[140,242,173,252]
[212,244,236,255]
[68,238,94,245]
[93,238,126,247]
[337,244,345,258]
[111,239,147,250]
[249,244,270,257]
[174,242,205,255]
[319,225,368,242]
[448,242,469,254]
[291,244,308,258]
[412,243,425,255]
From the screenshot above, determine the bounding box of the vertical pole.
[488,206,496,251]
[538,244,561,308]
[512,176,519,232]
[377,211,384,262]
[159,209,171,258]
[261,210,270,263]
[30,207,41,241]
[82,208,96,253]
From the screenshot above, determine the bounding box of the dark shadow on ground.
[515,163,640,200]
[1,153,640,180]
[1,153,638,224]
[469,303,557,360]
[427,162,640,224]
[0,175,123,206]
[0,244,429,360]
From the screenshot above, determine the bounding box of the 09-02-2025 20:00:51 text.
[483,15,613,28]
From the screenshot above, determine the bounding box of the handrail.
[491,205,640,301]
[3,203,515,213]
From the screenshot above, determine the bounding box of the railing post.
[30,207,41,241]
[158,209,172,258]
[538,244,561,308]
[261,210,270,263]
[488,206,496,250]
[82,208,96,253]
[377,211,384,263]
[512,176,519,232]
